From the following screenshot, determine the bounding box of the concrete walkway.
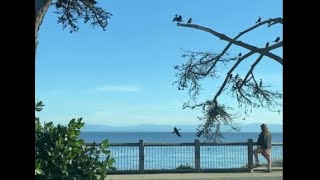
[105,171,283,180]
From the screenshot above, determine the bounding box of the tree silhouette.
[173,17,283,140]
[35,0,112,53]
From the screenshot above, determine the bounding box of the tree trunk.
[35,0,52,53]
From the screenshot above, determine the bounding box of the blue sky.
[36,0,283,127]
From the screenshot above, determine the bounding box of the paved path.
[105,171,283,180]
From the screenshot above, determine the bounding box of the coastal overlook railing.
[86,139,283,174]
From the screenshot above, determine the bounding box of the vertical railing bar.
[195,139,200,172]
[247,139,254,172]
[139,139,144,172]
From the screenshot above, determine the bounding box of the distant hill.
[81,123,282,132]
[238,123,283,132]
[81,124,196,132]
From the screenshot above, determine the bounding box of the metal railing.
[87,139,283,174]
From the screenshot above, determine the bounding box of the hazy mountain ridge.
[82,123,282,132]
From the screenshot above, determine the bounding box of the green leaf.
[100,140,109,148]
[35,168,44,175]
[35,100,45,112]
[102,149,111,154]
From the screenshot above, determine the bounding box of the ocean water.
[80,132,283,143]
[80,132,283,170]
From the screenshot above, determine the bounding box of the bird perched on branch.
[172,127,182,137]
[172,14,178,22]
[265,42,269,48]
[259,79,263,87]
[256,17,261,23]
[273,37,280,43]
[228,73,233,82]
[234,73,239,80]
[187,18,192,25]
[177,15,183,22]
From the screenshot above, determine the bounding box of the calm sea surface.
[80,132,283,143]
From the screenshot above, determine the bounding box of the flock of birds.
[172,14,192,25]
[235,16,281,55]
[169,16,281,132]
[229,72,264,88]
[172,15,281,53]
[254,16,280,49]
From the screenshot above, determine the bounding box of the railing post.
[195,139,200,172]
[139,139,144,172]
[247,139,254,172]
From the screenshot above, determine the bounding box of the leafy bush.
[35,101,115,180]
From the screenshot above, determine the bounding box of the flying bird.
[256,17,261,23]
[172,14,178,22]
[172,127,182,137]
[187,18,192,25]
[273,37,280,43]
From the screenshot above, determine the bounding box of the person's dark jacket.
[257,132,272,149]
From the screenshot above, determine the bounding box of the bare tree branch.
[204,18,282,72]
[177,18,283,65]
[173,16,283,141]
[239,55,264,89]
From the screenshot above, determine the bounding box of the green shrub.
[35,101,115,180]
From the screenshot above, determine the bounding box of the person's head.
[260,123,269,134]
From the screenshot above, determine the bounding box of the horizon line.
[83,123,283,126]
